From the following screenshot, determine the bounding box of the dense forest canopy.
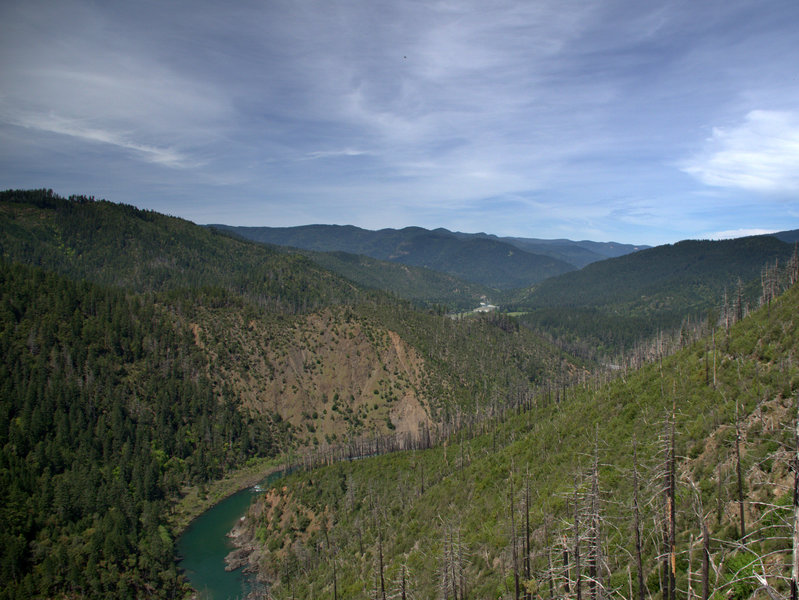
[1,189,797,599]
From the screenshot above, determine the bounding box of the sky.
[1,0,798,245]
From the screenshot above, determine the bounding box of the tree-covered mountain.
[212,224,577,289]
[3,189,794,600]
[284,248,494,310]
[448,230,648,268]
[510,235,796,356]
[0,189,359,313]
[773,228,799,244]
[0,190,580,598]
[233,265,799,600]
[0,261,291,598]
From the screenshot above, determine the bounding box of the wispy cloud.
[11,112,194,168]
[682,110,799,193]
[1,0,798,243]
[705,228,779,240]
[305,149,372,160]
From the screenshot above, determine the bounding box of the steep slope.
[239,275,799,600]
[517,236,793,313]
[290,249,493,310]
[0,262,291,598]
[511,235,795,356]
[0,191,582,598]
[213,223,576,289]
[0,189,358,312]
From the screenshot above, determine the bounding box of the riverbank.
[169,456,286,538]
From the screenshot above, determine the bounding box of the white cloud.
[705,228,779,240]
[682,110,799,193]
[304,148,372,160]
[10,112,194,168]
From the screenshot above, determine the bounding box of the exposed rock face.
[225,516,255,572]
[189,308,432,446]
[225,512,269,598]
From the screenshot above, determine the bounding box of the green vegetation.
[293,249,493,310]
[214,223,577,289]
[243,279,799,599]
[0,189,360,312]
[2,189,797,599]
[0,190,579,597]
[514,236,792,315]
[510,236,795,357]
[0,261,289,598]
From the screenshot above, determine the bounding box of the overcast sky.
[1,0,798,244]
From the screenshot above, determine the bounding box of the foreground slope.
[240,277,799,599]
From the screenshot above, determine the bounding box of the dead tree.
[574,475,583,600]
[587,439,604,600]
[668,405,676,600]
[370,496,387,600]
[511,471,520,600]
[735,401,746,540]
[389,558,413,600]
[734,278,745,323]
[545,516,556,600]
[323,523,338,600]
[792,397,799,600]
[525,470,533,600]
[633,437,646,600]
[439,519,468,600]
[789,243,799,287]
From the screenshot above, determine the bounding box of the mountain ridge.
[210,223,581,289]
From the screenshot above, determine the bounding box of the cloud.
[304,149,372,160]
[0,0,230,170]
[682,110,799,193]
[705,227,779,240]
[10,112,194,168]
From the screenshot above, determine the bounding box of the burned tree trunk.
[792,397,799,600]
[633,438,645,600]
[735,401,746,540]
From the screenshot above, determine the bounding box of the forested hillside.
[449,231,647,268]
[237,270,799,600]
[213,223,576,289]
[0,261,291,597]
[0,190,578,598]
[512,236,796,357]
[286,249,493,310]
[0,189,359,313]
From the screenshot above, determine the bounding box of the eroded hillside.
[238,279,799,599]
[186,307,430,445]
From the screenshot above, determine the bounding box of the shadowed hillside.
[212,223,576,289]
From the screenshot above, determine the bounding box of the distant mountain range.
[210,224,647,289]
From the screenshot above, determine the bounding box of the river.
[177,470,284,599]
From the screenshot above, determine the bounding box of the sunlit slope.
[511,235,795,356]
[0,189,358,312]
[517,236,793,314]
[245,280,799,599]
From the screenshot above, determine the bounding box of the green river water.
[177,471,284,599]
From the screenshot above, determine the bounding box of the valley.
[1,189,798,600]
